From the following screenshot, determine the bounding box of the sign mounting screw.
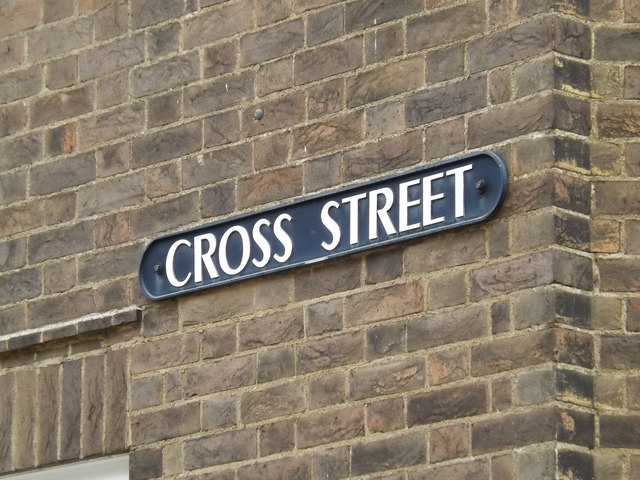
[154,263,164,275]
[476,179,487,193]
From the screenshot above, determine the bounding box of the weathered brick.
[0,267,40,307]
[0,102,27,138]
[31,152,94,196]
[253,131,290,170]
[79,36,144,81]
[408,382,488,426]
[297,406,364,448]
[35,365,58,465]
[78,174,144,217]
[95,0,128,40]
[0,238,26,274]
[294,258,361,301]
[204,41,238,78]
[426,271,466,311]
[204,111,240,147]
[241,19,303,67]
[472,328,593,376]
[184,71,254,117]
[599,258,640,292]
[308,78,344,119]
[131,193,199,238]
[293,111,364,158]
[131,335,198,374]
[0,133,40,172]
[96,212,130,248]
[131,376,162,411]
[239,455,310,480]
[352,432,425,476]
[104,349,127,453]
[406,75,487,127]
[0,66,41,104]
[78,103,145,149]
[97,71,129,109]
[202,396,237,430]
[240,308,303,350]
[0,170,26,205]
[179,282,254,324]
[407,1,486,51]
[132,402,199,444]
[429,425,470,466]
[78,243,142,283]
[429,348,470,386]
[183,144,252,189]
[241,381,305,423]
[147,23,180,60]
[308,371,346,409]
[255,273,293,311]
[29,17,93,62]
[0,0,39,37]
[0,37,25,74]
[350,357,425,400]
[307,6,343,47]
[132,0,183,28]
[241,92,305,137]
[184,355,256,396]
[132,52,199,97]
[43,0,71,23]
[258,346,295,383]
[595,27,640,61]
[132,121,201,169]
[410,458,490,480]
[366,321,405,359]
[29,221,93,264]
[59,360,81,460]
[184,0,253,49]
[598,102,640,138]
[184,429,256,469]
[298,331,364,374]
[601,336,640,369]
[0,201,42,237]
[295,36,363,85]
[144,163,180,200]
[405,229,486,274]
[344,281,423,326]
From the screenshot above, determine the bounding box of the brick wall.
[0,0,639,478]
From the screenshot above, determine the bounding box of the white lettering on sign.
[320,163,473,250]
[165,213,293,288]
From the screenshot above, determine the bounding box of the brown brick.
[204,41,238,78]
[595,27,640,61]
[0,37,24,74]
[258,346,295,383]
[253,132,290,170]
[183,144,251,189]
[78,174,144,217]
[29,220,93,263]
[365,100,404,139]
[364,23,403,64]
[294,111,364,158]
[145,163,181,199]
[28,289,95,327]
[308,6,343,46]
[239,165,302,208]
[426,271,466,310]
[132,0,183,28]
[131,193,198,238]
[184,71,254,117]
[601,336,640,369]
[104,349,127,453]
[203,111,240,148]
[0,66,41,104]
[295,36,363,85]
[239,309,303,350]
[405,229,486,274]
[471,329,593,376]
[350,357,425,400]
[95,0,127,40]
[184,354,256,396]
[29,17,93,62]
[0,201,42,237]
[304,153,341,193]
[0,102,27,138]
[410,458,490,480]
[147,22,180,60]
[96,71,128,109]
[599,258,640,292]
[241,19,302,67]
[184,0,253,48]
[430,424,470,463]
[202,396,237,430]
[366,321,405,359]
[345,281,423,327]
[240,456,310,480]
[241,381,305,423]
[0,373,13,469]
[0,170,26,205]
[79,36,144,81]
[298,331,364,374]
[78,243,141,283]
[78,103,144,149]
[346,0,420,32]
[0,133,40,172]
[352,432,426,476]
[306,298,343,337]
[43,258,76,295]
[185,429,256,470]
[242,92,305,137]
[132,52,199,97]
[308,371,346,409]
[407,1,486,51]
[35,365,58,465]
[294,258,361,301]
[14,369,36,468]
[598,102,640,137]
[45,124,75,157]
[311,446,349,480]
[0,0,40,37]
[96,212,130,247]
[408,382,488,426]
[132,402,200,445]
[131,335,198,374]
[180,282,254,324]
[0,238,26,273]
[297,406,364,448]
[131,376,162,411]
[31,152,94,196]
[429,348,470,386]
[347,57,423,108]
[132,121,201,168]
[59,360,82,460]
[425,118,465,160]
[308,78,344,119]
[256,57,294,97]
[425,45,465,85]
[81,356,104,457]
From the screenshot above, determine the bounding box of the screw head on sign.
[475,179,487,193]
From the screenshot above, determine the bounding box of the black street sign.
[139,151,508,300]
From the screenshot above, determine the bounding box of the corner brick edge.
[0,307,141,353]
